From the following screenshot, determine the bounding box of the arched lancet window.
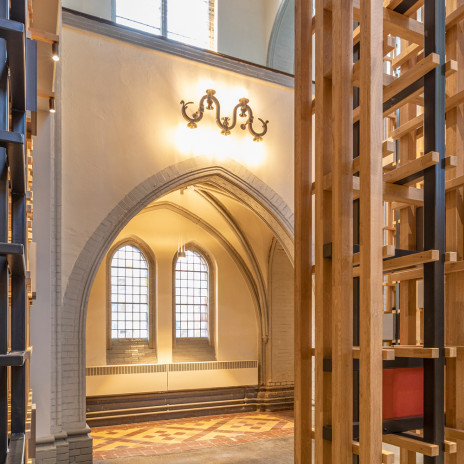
[174,250,209,339]
[110,245,149,340]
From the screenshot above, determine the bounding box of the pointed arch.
[58,157,293,430]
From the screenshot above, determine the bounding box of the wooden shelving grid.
[295,0,464,463]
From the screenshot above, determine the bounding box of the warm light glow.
[52,54,60,62]
[174,123,265,168]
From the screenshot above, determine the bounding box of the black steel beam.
[393,0,421,15]
[0,27,7,464]
[383,77,424,115]
[0,351,29,367]
[25,39,37,113]
[0,243,25,277]
[382,416,424,434]
[324,416,425,442]
[423,1,446,463]
[323,357,424,372]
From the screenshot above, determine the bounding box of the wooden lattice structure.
[295,0,464,463]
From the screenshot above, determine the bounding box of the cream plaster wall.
[86,207,259,371]
[86,369,258,396]
[60,25,294,299]
[62,0,283,66]
[62,0,112,20]
[217,0,282,66]
[27,17,295,443]
[30,111,54,438]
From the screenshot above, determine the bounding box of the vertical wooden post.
[315,0,332,462]
[331,0,353,461]
[294,0,312,462]
[359,0,383,462]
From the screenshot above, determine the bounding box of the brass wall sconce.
[180,89,269,142]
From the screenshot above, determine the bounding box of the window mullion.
[161,0,167,38]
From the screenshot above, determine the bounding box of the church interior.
[0,0,463,463]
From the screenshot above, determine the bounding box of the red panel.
[382,367,423,420]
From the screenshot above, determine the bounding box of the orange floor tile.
[92,411,294,460]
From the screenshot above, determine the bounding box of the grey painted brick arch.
[58,157,294,433]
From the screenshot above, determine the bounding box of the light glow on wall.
[174,123,265,168]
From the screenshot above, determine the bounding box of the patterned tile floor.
[92,411,294,460]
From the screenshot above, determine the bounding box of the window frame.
[106,237,157,351]
[172,244,215,349]
[112,0,216,51]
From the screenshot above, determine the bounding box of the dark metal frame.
[423,0,446,462]
[0,1,36,463]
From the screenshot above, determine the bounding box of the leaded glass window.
[110,245,149,339]
[175,250,209,338]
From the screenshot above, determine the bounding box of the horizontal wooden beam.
[446,3,464,30]
[310,347,395,361]
[445,175,464,192]
[384,53,440,102]
[352,347,395,361]
[353,245,395,266]
[445,346,457,358]
[352,441,394,463]
[383,139,396,157]
[390,88,464,138]
[391,114,423,139]
[383,183,424,206]
[353,250,440,277]
[392,43,423,70]
[313,175,424,206]
[310,429,394,463]
[445,260,464,275]
[353,60,396,87]
[388,259,464,280]
[382,249,440,273]
[391,345,439,358]
[383,151,439,185]
[445,427,464,442]
[324,1,424,45]
[382,434,439,456]
[406,432,456,454]
[29,28,59,44]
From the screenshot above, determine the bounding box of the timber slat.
[383,151,439,184]
[382,434,439,456]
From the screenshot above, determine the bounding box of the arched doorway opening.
[58,160,295,460]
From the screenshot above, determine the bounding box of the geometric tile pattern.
[92,411,294,460]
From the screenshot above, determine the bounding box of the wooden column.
[294,0,313,462]
[315,0,332,462]
[331,0,353,461]
[359,0,383,462]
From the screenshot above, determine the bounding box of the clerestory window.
[115,0,216,50]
